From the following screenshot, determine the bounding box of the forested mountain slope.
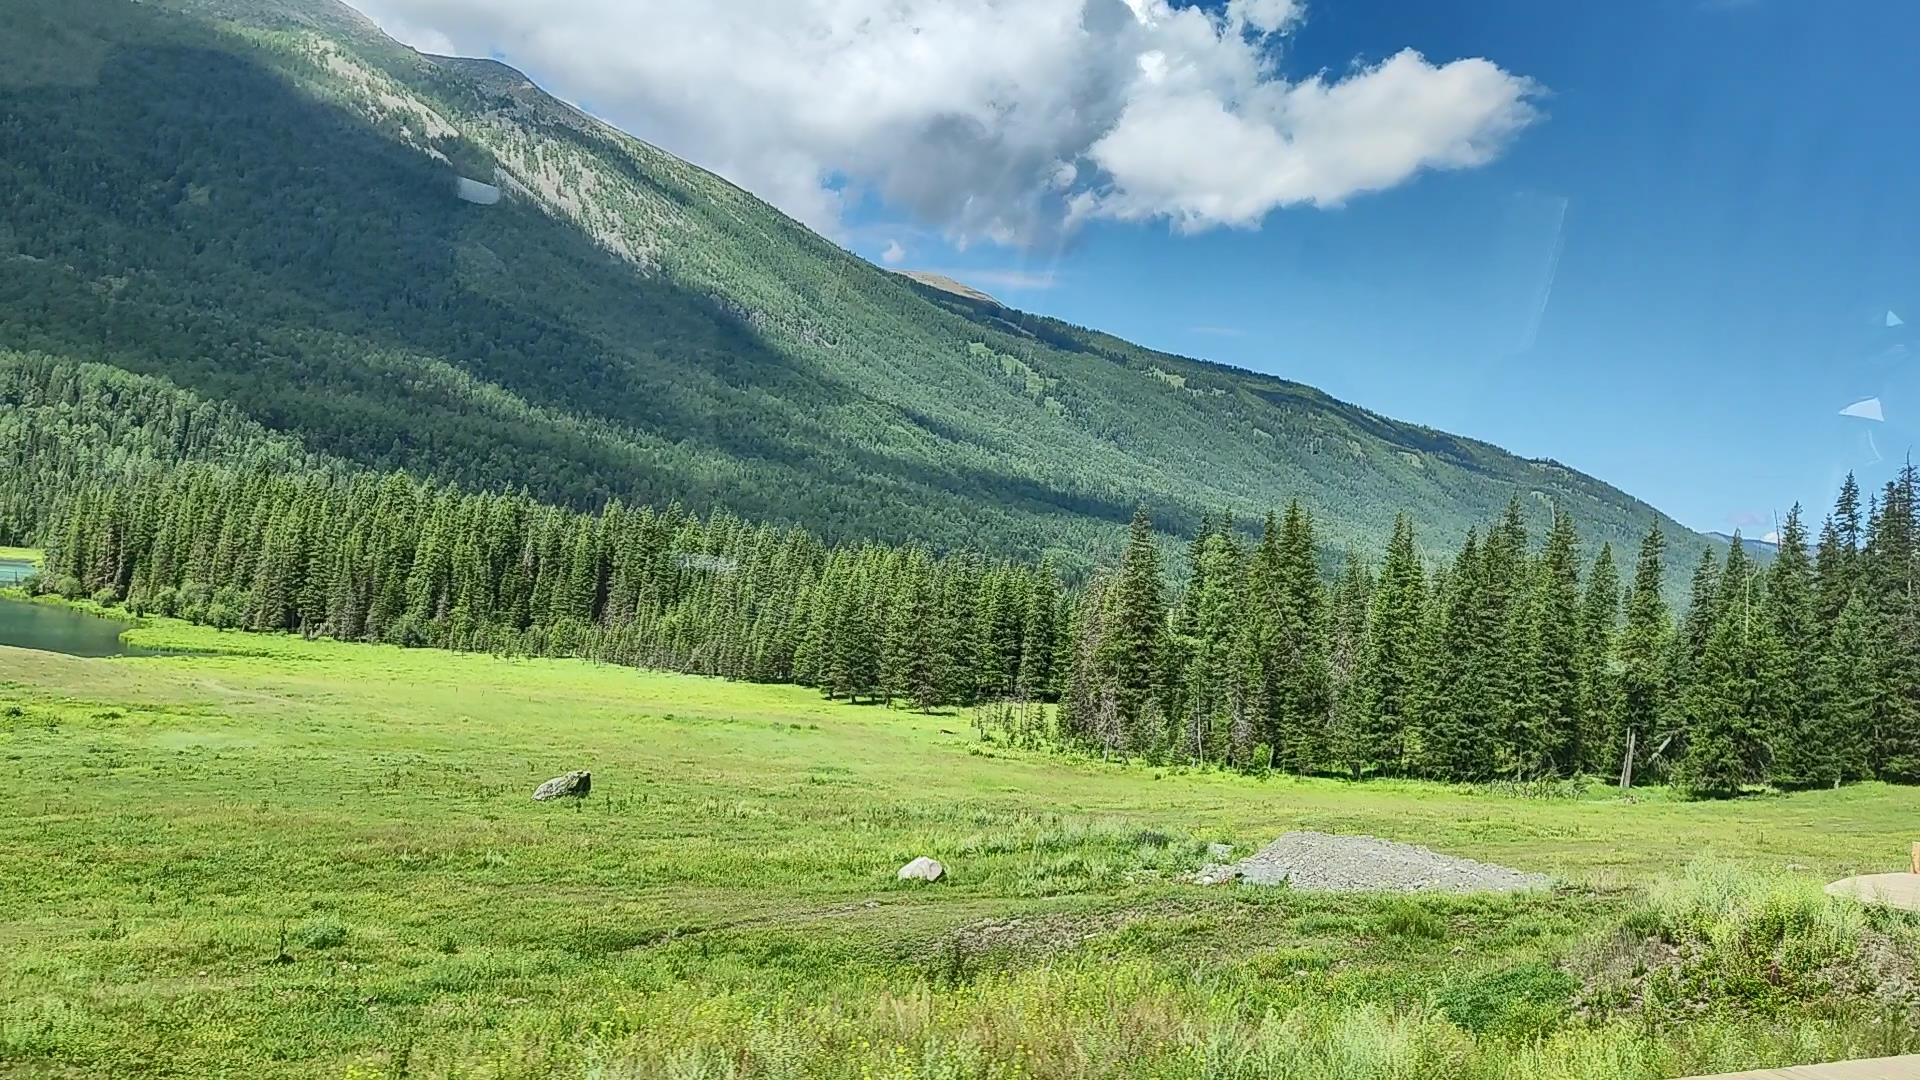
[0,0,1714,572]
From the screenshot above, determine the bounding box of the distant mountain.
[1707,532,1780,559]
[893,271,1004,308]
[0,0,1716,577]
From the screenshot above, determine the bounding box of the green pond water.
[0,596,151,658]
[0,559,33,585]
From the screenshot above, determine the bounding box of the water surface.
[0,559,34,586]
[0,597,151,658]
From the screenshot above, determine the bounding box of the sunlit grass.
[0,614,1915,1077]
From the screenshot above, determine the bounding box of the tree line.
[1056,472,1920,795]
[35,464,1063,711]
[23,444,1920,797]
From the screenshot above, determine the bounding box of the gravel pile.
[1195,830,1548,894]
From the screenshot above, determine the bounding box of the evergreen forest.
[13,358,1917,799]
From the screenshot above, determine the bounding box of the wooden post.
[1618,728,1636,791]
[1911,842,1918,875]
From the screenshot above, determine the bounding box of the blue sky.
[363,0,1917,535]
[856,0,1920,535]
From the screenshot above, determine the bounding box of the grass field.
[2,614,1916,1078]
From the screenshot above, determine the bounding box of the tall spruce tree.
[1575,543,1621,775]
[1819,590,1877,782]
[1528,507,1584,775]
[1100,507,1169,746]
[1326,549,1375,777]
[1764,506,1833,786]
[1257,502,1331,772]
[1178,528,1245,764]
[1864,465,1920,780]
[1421,530,1493,780]
[1666,547,1723,751]
[1479,499,1531,766]
[1674,536,1780,797]
[1615,524,1672,784]
[1349,515,1426,777]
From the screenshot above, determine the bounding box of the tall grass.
[567,962,1906,1080]
[1575,860,1917,1022]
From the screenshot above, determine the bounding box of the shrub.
[298,919,348,950]
[206,586,252,630]
[1244,737,1274,772]
[177,581,212,623]
[1436,962,1577,1037]
[90,585,120,607]
[1375,901,1448,941]
[1576,861,1885,1020]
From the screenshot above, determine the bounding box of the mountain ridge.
[0,0,1715,578]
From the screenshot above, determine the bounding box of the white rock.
[532,770,590,801]
[897,856,945,882]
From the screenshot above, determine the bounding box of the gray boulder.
[532,770,591,801]
[897,856,945,882]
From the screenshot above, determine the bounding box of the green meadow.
[1,613,1916,1079]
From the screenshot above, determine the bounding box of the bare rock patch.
[1195,830,1547,894]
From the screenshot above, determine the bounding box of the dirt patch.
[1195,830,1549,894]
[942,906,1161,957]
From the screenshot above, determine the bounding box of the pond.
[0,596,153,658]
[0,559,34,586]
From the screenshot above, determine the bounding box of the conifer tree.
[1059,576,1117,752]
[880,552,937,708]
[1765,506,1832,786]
[1575,543,1621,775]
[1674,538,1780,797]
[1528,507,1584,774]
[1864,465,1920,780]
[1479,498,1531,771]
[1615,524,1671,783]
[1100,506,1169,740]
[1015,559,1061,701]
[1819,590,1877,782]
[1667,547,1723,746]
[1258,502,1331,772]
[937,554,983,707]
[1350,515,1425,777]
[1325,549,1374,776]
[1421,530,1493,780]
[1179,528,1244,763]
[1813,509,1856,634]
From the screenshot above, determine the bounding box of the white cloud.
[372,12,457,55]
[880,239,908,266]
[1227,0,1304,35]
[350,0,1540,243]
[1084,48,1539,231]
